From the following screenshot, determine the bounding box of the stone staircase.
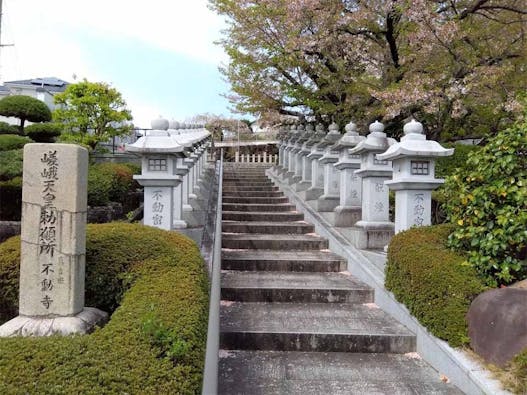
[218,163,461,394]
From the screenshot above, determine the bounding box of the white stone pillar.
[0,144,107,337]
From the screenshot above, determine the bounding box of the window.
[411,160,430,175]
[148,158,167,171]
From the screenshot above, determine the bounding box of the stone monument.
[0,144,108,337]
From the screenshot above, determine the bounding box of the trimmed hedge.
[88,162,137,207]
[0,134,32,151]
[385,224,487,347]
[0,223,209,393]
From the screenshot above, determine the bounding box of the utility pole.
[0,0,15,82]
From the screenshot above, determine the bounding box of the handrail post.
[202,148,223,394]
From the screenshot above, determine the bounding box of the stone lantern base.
[0,307,108,337]
[333,206,362,227]
[345,221,395,249]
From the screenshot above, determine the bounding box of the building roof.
[4,77,70,93]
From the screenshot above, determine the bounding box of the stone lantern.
[377,119,454,233]
[290,124,308,186]
[305,124,328,200]
[315,122,342,212]
[332,121,366,226]
[348,121,396,249]
[296,123,317,193]
[283,125,299,182]
[126,127,186,230]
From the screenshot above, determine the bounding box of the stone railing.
[271,119,453,249]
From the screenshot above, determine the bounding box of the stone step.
[222,221,314,234]
[221,250,346,272]
[222,233,327,250]
[222,186,279,192]
[223,175,269,180]
[218,350,463,395]
[220,302,416,353]
[222,203,295,212]
[222,191,284,198]
[222,196,289,204]
[222,211,303,222]
[223,181,275,187]
[221,272,374,303]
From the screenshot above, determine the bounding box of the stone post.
[332,121,366,226]
[0,144,108,337]
[314,122,342,212]
[296,123,316,193]
[305,124,327,200]
[378,119,453,233]
[348,121,396,249]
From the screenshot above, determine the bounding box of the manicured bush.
[88,162,136,207]
[24,122,63,143]
[385,225,487,347]
[0,121,18,135]
[0,134,32,151]
[443,122,527,285]
[0,149,23,181]
[0,223,209,393]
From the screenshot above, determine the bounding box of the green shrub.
[0,223,209,393]
[0,134,32,151]
[435,143,481,178]
[0,149,23,181]
[24,122,63,143]
[0,177,22,220]
[443,122,527,285]
[88,163,135,206]
[0,121,18,135]
[385,225,487,347]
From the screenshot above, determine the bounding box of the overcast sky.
[0,0,232,128]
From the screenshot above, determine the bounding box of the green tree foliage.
[210,0,527,140]
[443,120,527,285]
[53,80,133,151]
[0,95,51,133]
[24,122,63,143]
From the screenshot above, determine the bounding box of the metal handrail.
[202,149,223,395]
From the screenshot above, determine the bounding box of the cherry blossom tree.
[210,0,526,139]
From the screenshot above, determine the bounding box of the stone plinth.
[349,121,395,249]
[0,144,107,337]
[378,120,453,233]
[333,121,365,227]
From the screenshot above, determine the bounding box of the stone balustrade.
[271,119,453,250]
